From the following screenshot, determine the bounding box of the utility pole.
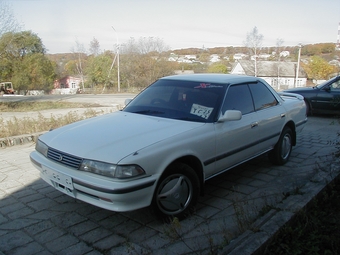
[112,26,121,92]
[295,43,302,87]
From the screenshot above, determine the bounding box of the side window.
[249,82,278,111]
[222,84,254,115]
[330,80,340,90]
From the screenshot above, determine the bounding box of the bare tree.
[122,37,169,55]
[0,1,21,60]
[89,37,100,56]
[71,40,86,91]
[244,26,263,77]
[275,38,284,90]
[138,37,169,54]
[276,38,284,61]
[0,1,21,36]
[121,37,172,88]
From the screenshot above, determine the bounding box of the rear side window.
[222,84,254,115]
[249,82,278,111]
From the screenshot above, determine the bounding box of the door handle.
[251,122,258,128]
[280,113,286,118]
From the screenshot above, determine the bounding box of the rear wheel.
[152,162,199,220]
[269,127,293,165]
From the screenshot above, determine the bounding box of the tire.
[269,127,293,165]
[152,162,199,221]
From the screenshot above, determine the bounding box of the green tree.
[0,31,46,58]
[207,62,228,73]
[85,51,114,88]
[12,53,56,91]
[0,31,55,91]
[302,56,337,80]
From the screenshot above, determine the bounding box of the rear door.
[248,82,286,150]
[210,81,286,178]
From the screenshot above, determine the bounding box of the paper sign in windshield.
[190,104,213,119]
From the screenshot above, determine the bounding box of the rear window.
[249,82,278,111]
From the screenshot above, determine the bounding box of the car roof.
[160,74,260,84]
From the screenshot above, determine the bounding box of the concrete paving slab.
[0,116,339,254]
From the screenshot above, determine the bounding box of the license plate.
[41,166,74,191]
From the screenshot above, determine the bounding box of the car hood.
[40,111,204,163]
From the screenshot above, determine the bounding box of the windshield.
[123,79,226,123]
[316,76,339,89]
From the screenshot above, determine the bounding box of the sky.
[9,0,340,54]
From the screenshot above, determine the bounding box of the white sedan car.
[30,74,307,220]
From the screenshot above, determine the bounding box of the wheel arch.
[304,98,313,115]
[168,155,205,196]
[284,120,296,146]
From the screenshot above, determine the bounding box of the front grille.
[47,147,82,169]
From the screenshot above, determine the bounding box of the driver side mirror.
[218,110,242,122]
[323,86,331,92]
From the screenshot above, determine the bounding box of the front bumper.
[30,151,158,212]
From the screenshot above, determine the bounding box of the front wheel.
[304,99,311,115]
[269,127,293,165]
[152,162,199,221]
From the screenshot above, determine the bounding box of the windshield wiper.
[134,110,165,115]
[174,116,207,123]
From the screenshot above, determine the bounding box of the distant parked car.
[284,76,340,115]
[30,74,307,220]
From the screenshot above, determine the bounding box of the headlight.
[36,139,48,157]
[79,159,145,179]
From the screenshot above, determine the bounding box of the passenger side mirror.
[218,110,242,122]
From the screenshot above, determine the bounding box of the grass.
[263,177,340,254]
[0,101,101,112]
[0,101,108,138]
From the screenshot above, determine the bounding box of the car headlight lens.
[115,165,145,178]
[79,159,145,179]
[36,139,48,157]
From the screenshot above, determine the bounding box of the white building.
[233,53,247,60]
[231,60,307,90]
